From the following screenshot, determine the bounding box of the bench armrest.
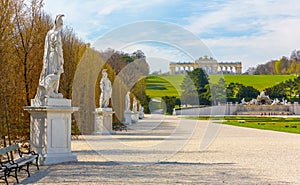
[0,166,7,172]
[19,150,38,157]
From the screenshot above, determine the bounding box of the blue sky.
[44,0,300,73]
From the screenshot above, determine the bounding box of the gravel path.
[13,115,300,184]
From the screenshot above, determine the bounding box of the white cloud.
[92,21,213,63]
[203,16,300,71]
[121,43,193,73]
[186,0,300,35]
[44,0,172,41]
[185,0,300,71]
[43,0,300,73]
[95,0,170,16]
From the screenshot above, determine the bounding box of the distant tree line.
[250,50,300,75]
[163,68,300,114]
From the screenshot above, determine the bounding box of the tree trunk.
[23,53,30,106]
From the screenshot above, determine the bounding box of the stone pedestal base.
[93,108,115,135]
[124,110,133,125]
[24,98,78,165]
[139,111,144,119]
[43,153,77,165]
[236,104,293,115]
[131,111,139,123]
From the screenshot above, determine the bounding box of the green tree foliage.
[180,77,198,106]
[265,84,285,99]
[265,76,300,102]
[204,78,227,105]
[226,83,259,102]
[237,85,260,102]
[161,96,177,115]
[122,56,134,63]
[181,68,210,105]
[206,75,300,104]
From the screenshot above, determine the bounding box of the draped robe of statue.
[125,92,130,111]
[99,70,112,108]
[33,14,65,106]
[132,97,137,112]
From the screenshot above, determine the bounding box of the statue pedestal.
[93,108,115,135]
[24,98,78,165]
[131,111,139,123]
[124,110,133,125]
[139,111,144,119]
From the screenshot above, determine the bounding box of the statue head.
[102,69,108,78]
[54,14,64,30]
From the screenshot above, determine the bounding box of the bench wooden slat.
[2,162,17,169]
[14,157,36,166]
[0,167,6,172]
[0,144,19,155]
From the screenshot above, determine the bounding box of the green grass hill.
[146,74,297,98]
[146,75,183,98]
[209,74,297,91]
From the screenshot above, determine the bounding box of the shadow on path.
[19,161,285,185]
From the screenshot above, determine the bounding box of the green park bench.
[0,144,39,184]
[0,166,9,185]
[113,123,127,132]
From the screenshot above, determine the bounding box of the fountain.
[236,91,293,115]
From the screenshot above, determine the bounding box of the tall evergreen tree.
[181,68,210,105]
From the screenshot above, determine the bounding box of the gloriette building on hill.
[169,56,242,74]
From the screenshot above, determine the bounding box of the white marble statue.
[249,98,257,105]
[258,90,270,99]
[282,98,287,105]
[125,92,130,111]
[241,98,248,105]
[258,91,266,98]
[172,108,176,116]
[138,104,144,119]
[271,98,280,105]
[132,97,137,112]
[33,14,65,106]
[139,104,143,112]
[99,69,112,108]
